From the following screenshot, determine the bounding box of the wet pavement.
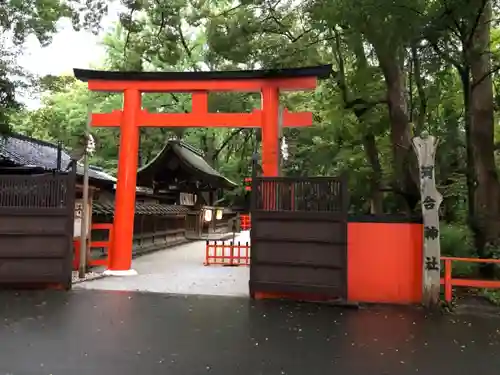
[1,289,500,375]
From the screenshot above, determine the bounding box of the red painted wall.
[347,222,423,304]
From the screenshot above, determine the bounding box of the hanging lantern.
[70,133,97,161]
[204,208,213,222]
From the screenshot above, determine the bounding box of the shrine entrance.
[74,65,332,275]
[249,176,349,300]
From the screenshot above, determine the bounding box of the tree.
[0,44,20,133]
[10,0,500,234]
[0,0,108,133]
[425,0,500,260]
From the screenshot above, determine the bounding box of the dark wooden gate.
[249,176,348,299]
[0,172,76,288]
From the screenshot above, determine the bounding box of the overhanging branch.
[213,129,244,161]
[465,0,490,49]
[429,41,464,74]
[472,64,500,89]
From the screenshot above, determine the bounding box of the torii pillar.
[74,65,332,275]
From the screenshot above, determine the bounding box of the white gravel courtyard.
[75,231,251,297]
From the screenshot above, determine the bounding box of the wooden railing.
[204,240,250,266]
[73,223,113,270]
[440,257,500,302]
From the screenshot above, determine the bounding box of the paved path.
[76,231,251,296]
[1,289,500,375]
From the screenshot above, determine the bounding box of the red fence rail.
[73,223,113,270]
[205,240,250,266]
[240,214,251,230]
[440,256,500,302]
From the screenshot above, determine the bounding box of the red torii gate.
[74,65,331,275]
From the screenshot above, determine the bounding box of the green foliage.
[440,223,475,257]
[7,0,500,226]
[0,0,107,133]
[1,0,107,45]
[482,289,500,305]
[440,223,477,276]
[0,69,18,134]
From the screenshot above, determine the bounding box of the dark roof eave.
[73,65,332,82]
[170,145,238,189]
[220,178,238,189]
[0,132,117,184]
[137,141,238,190]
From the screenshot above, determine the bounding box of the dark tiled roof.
[0,133,116,183]
[174,142,229,181]
[137,140,237,189]
[92,201,190,216]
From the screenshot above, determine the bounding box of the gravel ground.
[74,231,251,296]
[72,270,106,284]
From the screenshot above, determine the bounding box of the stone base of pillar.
[103,269,138,277]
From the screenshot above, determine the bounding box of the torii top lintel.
[73,65,332,128]
[73,65,332,93]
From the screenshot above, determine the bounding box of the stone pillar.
[412,133,443,307]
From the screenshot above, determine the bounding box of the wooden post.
[87,192,94,265]
[278,104,284,177]
[79,107,92,279]
[412,132,443,307]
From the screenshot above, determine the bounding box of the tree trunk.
[201,131,217,166]
[339,32,385,213]
[377,53,419,212]
[362,133,384,214]
[469,0,500,257]
[459,70,476,230]
[439,108,462,223]
[410,42,427,134]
